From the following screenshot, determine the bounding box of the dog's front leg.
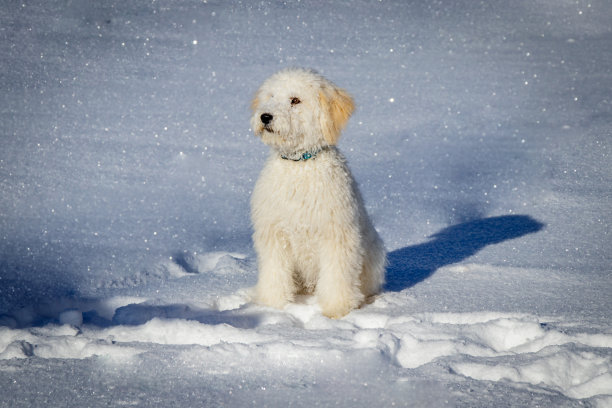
[316,230,365,319]
[253,229,295,309]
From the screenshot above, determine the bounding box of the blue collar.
[280,147,325,161]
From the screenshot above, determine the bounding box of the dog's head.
[250,68,354,155]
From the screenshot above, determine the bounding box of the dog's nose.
[261,113,273,125]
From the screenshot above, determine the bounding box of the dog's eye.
[290,97,301,106]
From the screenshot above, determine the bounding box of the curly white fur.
[250,68,386,318]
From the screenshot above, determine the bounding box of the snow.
[1,0,611,406]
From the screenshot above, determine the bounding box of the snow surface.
[1,0,611,406]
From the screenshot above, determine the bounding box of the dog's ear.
[319,86,355,145]
[251,90,261,112]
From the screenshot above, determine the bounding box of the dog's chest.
[267,163,326,216]
[252,156,353,230]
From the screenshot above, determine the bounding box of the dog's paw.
[319,297,360,319]
[321,308,351,319]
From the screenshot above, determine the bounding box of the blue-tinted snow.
[1,1,611,406]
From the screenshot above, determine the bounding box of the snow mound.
[0,325,140,360]
[452,349,612,400]
[165,251,248,277]
[98,317,273,346]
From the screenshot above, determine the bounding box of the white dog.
[250,68,386,318]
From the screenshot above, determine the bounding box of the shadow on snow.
[98,302,261,329]
[385,214,544,292]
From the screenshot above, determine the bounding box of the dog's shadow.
[385,215,544,292]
